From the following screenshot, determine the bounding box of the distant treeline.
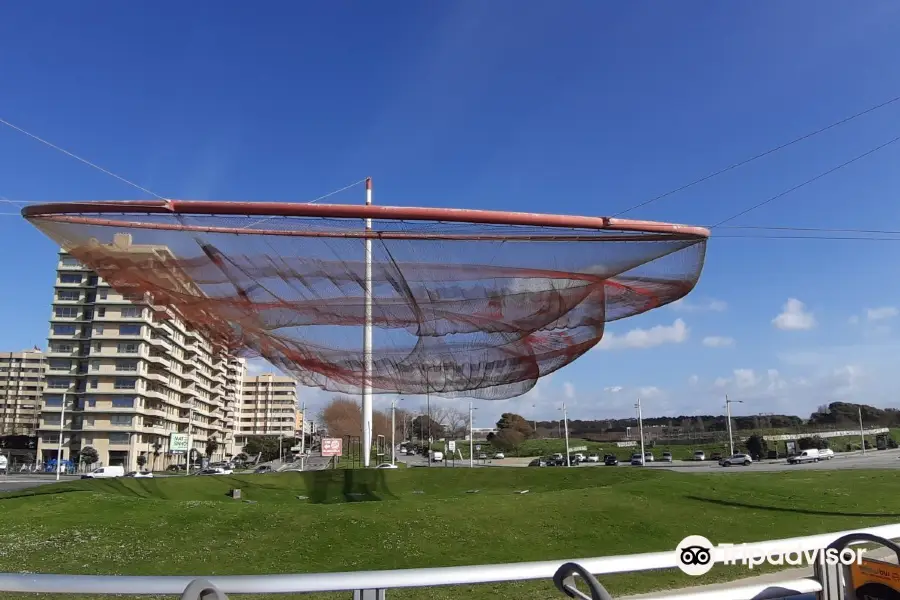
[533,402,899,438]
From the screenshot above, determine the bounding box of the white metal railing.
[1,523,898,598]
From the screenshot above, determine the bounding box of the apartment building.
[38,234,245,471]
[236,374,298,449]
[0,349,45,436]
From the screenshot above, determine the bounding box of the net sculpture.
[23,197,709,401]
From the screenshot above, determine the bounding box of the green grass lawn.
[1,469,899,600]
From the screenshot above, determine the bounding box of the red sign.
[321,438,343,457]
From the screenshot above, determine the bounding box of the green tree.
[80,446,99,466]
[496,412,534,439]
[205,437,219,459]
[492,429,525,454]
[136,454,148,469]
[745,434,767,459]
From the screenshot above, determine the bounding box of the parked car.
[604,454,618,466]
[125,470,153,478]
[493,452,505,459]
[661,452,673,462]
[568,454,582,466]
[710,452,723,462]
[586,454,601,463]
[431,451,444,462]
[644,452,655,462]
[630,453,644,466]
[528,458,546,467]
[406,449,416,456]
[166,464,185,472]
[477,452,488,460]
[820,448,835,460]
[572,453,586,462]
[254,465,274,474]
[693,450,706,461]
[375,463,398,469]
[719,453,752,467]
[199,466,234,475]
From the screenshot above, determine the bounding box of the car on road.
[477,452,488,460]
[493,452,505,459]
[254,465,274,474]
[630,453,644,466]
[125,470,153,478]
[82,466,125,479]
[568,454,582,466]
[431,451,444,462]
[787,449,820,464]
[572,453,586,462]
[719,453,752,467]
[375,463,398,469]
[693,450,706,461]
[644,452,655,462]
[528,458,546,467]
[199,466,234,476]
[604,454,618,466]
[820,448,835,460]
[406,449,416,456]
[586,454,601,463]
[661,452,673,462]
[166,464,185,472]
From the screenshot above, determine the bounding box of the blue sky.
[2,1,900,427]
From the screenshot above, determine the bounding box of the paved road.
[0,474,79,492]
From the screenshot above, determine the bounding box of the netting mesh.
[26,206,707,399]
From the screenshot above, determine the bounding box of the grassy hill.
[1,469,899,599]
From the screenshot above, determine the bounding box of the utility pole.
[299,400,306,471]
[635,398,645,466]
[186,402,194,476]
[391,399,398,465]
[560,403,571,467]
[859,405,866,455]
[725,396,743,456]
[56,391,68,481]
[469,401,476,468]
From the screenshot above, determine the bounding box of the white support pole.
[469,401,474,468]
[391,399,397,465]
[726,395,734,457]
[636,398,645,466]
[362,177,374,468]
[186,403,193,476]
[56,391,67,481]
[859,405,866,455]
[562,403,571,467]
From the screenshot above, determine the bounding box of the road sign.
[321,438,343,457]
[170,433,188,454]
[447,441,456,452]
[475,444,481,451]
[850,557,900,600]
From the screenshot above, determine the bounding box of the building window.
[114,378,137,390]
[121,307,142,318]
[108,432,130,444]
[52,324,76,336]
[57,290,80,301]
[90,378,99,389]
[116,360,139,372]
[59,273,82,284]
[117,342,140,354]
[110,415,133,426]
[97,307,106,318]
[111,398,134,409]
[93,325,104,335]
[47,378,70,389]
[44,414,61,425]
[48,358,71,371]
[44,395,64,407]
[54,306,79,318]
[119,324,141,336]
[98,289,108,300]
[60,256,81,267]
[50,343,73,353]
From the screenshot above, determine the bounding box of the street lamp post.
[858,405,866,455]
[560,403,571,467]
[635,398,645,466]
[55,391,68,481]
[469,401,478,468]
[725,395,743,456]
[390,398,403,465]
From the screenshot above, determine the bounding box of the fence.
[1,522,898,599]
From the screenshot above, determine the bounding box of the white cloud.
[603,386,624,393]
[867,306,898,321]
[688,375,699,386]
[596,319,689,350]
[702,336,734,348]
[670,298,728,313]
[563,381,575,400]
[772,298,816,331]
[637,386,663,398]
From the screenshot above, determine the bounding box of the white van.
[81,465,125,479]
[431,451,444,463]
[788,449,820,465]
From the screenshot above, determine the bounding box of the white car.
[493,452,505,459]
[125,470,154,478]
[693,450,706,461]
[630,453,644,466]
[375,463,398,469]
[720,453,752,467]
[820,448,835,460]
[586,454,601,463]
[200,467,233,475]
[644,452,655,462]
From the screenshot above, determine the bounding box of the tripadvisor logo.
[675,535,863,576]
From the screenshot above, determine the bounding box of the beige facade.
[235,373,298,450]
[37,235,244,471]
[0,349,45,435]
